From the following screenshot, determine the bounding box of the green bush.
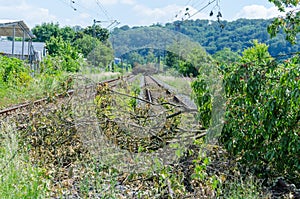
[0,56,32,87]
[0,55,76,107]
[39,56,63,75]
[191,78,211,128]
[192,41,300,184]
[46,36,81,72]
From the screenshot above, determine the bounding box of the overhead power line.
[95,0,113,21]
[188,0,217,19]
[55,0,94,17]
[173,0,218,22]
[53,0,120,28]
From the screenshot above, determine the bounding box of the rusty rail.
[0,75,129,116]
[145,88,152,103]
[147,75,190,108]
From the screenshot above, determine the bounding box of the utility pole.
[92,19,102,67]
[92,19,119,69]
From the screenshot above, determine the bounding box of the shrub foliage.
[192,41,300,184]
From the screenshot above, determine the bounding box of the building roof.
[0,20,35,39]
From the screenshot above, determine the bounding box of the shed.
[0,20,36,60]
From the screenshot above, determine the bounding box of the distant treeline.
[114,18,300,57]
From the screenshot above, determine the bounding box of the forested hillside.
[165,18,300,56]
[114,18,300,57]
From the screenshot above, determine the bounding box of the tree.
[192,40,300,185]
[74,35,99,57]
[83,25,109,42]
[267,0,300,43]
[146,49,156,63]
[178,60,198,76]
[32,22,61,42]
[87,42,114,68]
[191,0,300,186]
[166,41,213,77]
[46,36,81,72]
[60,26,76,42]
[163,17,300,56]
[125,51,145,67]
[212,48,241,64]
[119,25,130,31]
[165,51,179,69]
[221,41,299,184]
[31,23,77,43]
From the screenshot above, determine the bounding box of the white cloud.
[132,4,180,25]
[131,4,210,26]
[26,8,57,26]
[0,3,57,28]
[235,5,282,19]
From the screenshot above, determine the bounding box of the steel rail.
[145,88,152,103]
[0,75,130,116]
[147,75,189,107]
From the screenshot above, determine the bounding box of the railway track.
[1,73,201,159]
[1,73,206,198]
[93,73,204,161]
[143,75,171,104]
[0,75,133,117]
[143,75,197,110]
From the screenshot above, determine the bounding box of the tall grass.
[0,123,49,198]
[0,74,66,109]
[83,71,121,83]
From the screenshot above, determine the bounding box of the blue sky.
[0,0,282,29]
